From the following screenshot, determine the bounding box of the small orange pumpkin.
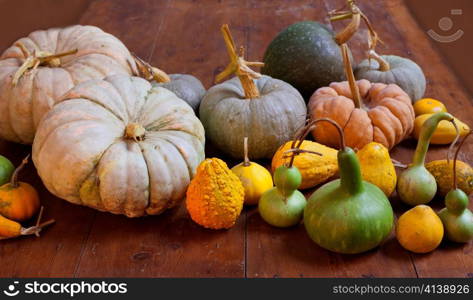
[308,79,415,150]
[0,155,40,221]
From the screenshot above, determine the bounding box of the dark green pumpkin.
[262,21,350,98]
[304,147,394,254]
[355,55,426,102]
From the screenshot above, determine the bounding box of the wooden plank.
[74,0,246,277]
[244,0,416,278]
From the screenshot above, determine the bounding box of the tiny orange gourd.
[0,155,40,221]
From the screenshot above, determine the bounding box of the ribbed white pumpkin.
[0,25,137,144]
[32,75,205,217]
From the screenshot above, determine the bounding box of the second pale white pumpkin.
[32,75,205,217]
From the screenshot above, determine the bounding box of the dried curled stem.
[133,53,171,83]
[367,50,390,71]
[21,206,55,237]
[243,137,250,166]
[452,129,471,189]
[12,42,77,86]
[216,24,264,99]
[329,0,389,106]
[446,120,460,163]
[10,154,30,188]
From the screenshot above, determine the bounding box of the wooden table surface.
[0,0,472,278]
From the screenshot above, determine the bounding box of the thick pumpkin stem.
[12,42,78,86]
[340,44,362,108]
[125,123,146,142]
[452,130,472,189]
[132,53,171,83]
[330,0,386,108]
[10,154,30,188]
[368,50,390,71]
[215,24,264,100]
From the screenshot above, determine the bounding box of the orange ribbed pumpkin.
[308,79,415,149]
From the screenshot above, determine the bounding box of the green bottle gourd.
[397,112,457,206]
[304,118,394,254]
[438,130,473,243]
[258,165,307,228]
[258,120,322,228]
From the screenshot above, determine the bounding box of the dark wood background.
[0,0,472,278]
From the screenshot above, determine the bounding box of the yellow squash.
[186,158,244,229]
[413,98,447,116]
[231,138,273,205]
[414,113,470,144]
[0,207,54,239]
[357,142,396,196]
[271,140,338,189]
[426,160,473,196]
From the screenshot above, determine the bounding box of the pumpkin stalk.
[243,137,250,167]
[215,24,264,99]
[368,50,390,72]
[10,154,30,188]
[329,1,362,108]
[329,0,384,108]
[12,42,78,86]
[124,123,146,142]
[20,207,55,237]
[452,130,472,189]
[132,53,171,83]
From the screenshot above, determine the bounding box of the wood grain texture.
[0,0,471,278]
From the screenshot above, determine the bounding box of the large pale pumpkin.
[309,79,415,150]
[32,75,205,217]
[0,25,137,144]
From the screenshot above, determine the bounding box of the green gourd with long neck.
[397,112,456,205]
[304,119,394,254]
[438,130,473,243]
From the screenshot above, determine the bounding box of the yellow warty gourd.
[186,158,244,229]
[426,160,473,196]
[271,140,338,189]
[357,142,397,196]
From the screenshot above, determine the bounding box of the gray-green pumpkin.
[199,75,307,159]
[152,74,205,111]
[262,21,350,99]
[355,54,426,102]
